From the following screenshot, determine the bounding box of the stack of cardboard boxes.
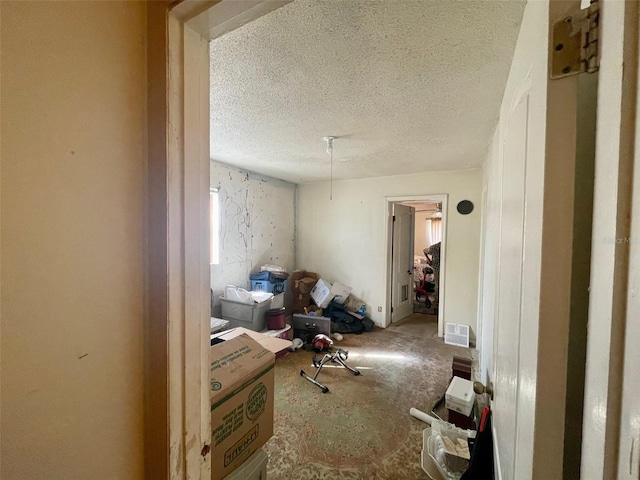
[290,270,319,313]
[209,328,291,479]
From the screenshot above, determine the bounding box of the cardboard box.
[209,333,282,480]
[310,279,352,308]
[292,292,312,313]
[294,292,311,303]
[332,282,352,304]
[297,277,318,294]
[211,327,292,356]
[290,270,318,292]
[445,376,476,417]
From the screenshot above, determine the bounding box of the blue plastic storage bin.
[251,279,287,294]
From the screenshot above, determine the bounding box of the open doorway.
[411,201,444,315]
[386,195,447,335]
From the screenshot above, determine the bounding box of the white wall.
[296,169,482,330]
[414,214,429,256]
[210,162,295,307]
[1,2,145,478]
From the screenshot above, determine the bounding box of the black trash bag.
[324,300,376,334]
[324,301,364,334]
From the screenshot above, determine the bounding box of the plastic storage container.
[251,279,287,294]
[225,448,268,480]
[220,297,272,331]
[272,292,285,309]
[266,307,286,330]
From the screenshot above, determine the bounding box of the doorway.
[411,201,444,315]
[386,195,447,335]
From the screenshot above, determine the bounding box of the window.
[210,188,220,265]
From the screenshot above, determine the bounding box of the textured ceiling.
[209,0,525,184]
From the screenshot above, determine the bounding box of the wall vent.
[444,323,470,348]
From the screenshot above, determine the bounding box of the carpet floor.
[263,313,472,479]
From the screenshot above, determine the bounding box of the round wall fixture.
[457,200,474,215]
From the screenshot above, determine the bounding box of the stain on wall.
[210,161,295,308]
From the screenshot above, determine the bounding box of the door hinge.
[550,0,599,79]
[392,215,396,222]
[391,307,394,313]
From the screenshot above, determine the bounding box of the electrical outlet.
[378,306,382,312]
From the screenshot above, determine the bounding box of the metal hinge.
[550,0,599,79]
[392,215,396,222]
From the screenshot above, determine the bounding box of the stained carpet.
[263,313,472,479]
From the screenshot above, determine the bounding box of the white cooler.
[445,376,476,417]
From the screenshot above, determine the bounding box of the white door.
[485,0,598,478]
[391,204,415,323]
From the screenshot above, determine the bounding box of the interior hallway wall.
[210,161,295,312]
[296,169,482,330]
[1,2,146,478]
[414,214,429,256]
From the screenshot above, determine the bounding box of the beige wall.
[296,169,482,330]
[1,2,146,478]
[414,214,428,257]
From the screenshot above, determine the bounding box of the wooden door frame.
[581,0,639,477]
[146,2,292,478]
[384,194,448,335]
[146,4,212,479]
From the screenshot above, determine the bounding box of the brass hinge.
[550,0,599,79]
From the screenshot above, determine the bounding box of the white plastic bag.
[260,264,286,273]
[250,290,274,303]
[224,285,252,304]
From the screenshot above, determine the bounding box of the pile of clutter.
[290,270,374,337]
[219,264,290,333]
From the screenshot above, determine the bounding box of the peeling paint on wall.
[210,162,295,306]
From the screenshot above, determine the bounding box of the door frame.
[146,2,293,478]
[581,1,639,477]
[384,194,448,336]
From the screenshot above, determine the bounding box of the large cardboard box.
[310,279,352,308]
[209,333,279,480]
[297,277,318,294]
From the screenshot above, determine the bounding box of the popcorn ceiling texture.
[210,0,525,183]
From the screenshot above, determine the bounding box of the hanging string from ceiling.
[323,136,336,200]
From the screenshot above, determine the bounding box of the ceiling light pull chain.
[323,136,336,201]
[330,143,333,200]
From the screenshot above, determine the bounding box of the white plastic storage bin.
[220,297,272,331]
[225,448,268,480]
[271,293,285,309]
